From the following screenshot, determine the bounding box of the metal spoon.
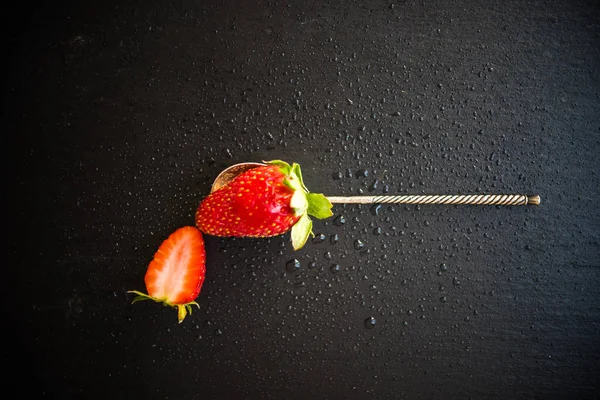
[211,162,540,206]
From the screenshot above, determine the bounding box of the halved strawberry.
[195,160,333,250]
[128,226,206,323]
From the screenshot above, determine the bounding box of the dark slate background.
[5,1,599,399]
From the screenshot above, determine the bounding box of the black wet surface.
[5,1,600,399]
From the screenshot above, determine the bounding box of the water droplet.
[324,251,333,260]
[330,234,339,245]
[332,172,342,180]
[368,180,379,192]
[333,215,346,226]
[354,239,365,250]
[370,204,382,216]
[440,263,448,272]
[373,227,382,236]
[355,169,369,178]
[440,296,447,303]
[330,264,341,274]
[364,317,376,329]
[312,233,326,244]
[453,277,461,286]
[286,259,301,273]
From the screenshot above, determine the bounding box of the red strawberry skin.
[195,165,300,237]
[129,226,206,323]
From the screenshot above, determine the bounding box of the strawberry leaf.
[291,213,313,250]
[265,160,292,175]
[128,290,155,303]
[306,193,333,219]
[291,163,309,193]
[176,302,199,323]
[177,305,188,323]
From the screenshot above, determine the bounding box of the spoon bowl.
[211,162,266,193]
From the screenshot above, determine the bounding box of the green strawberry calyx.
[265,160,333,250]
[127,290,199,324]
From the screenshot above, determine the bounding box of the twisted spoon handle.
[326,194,540,206]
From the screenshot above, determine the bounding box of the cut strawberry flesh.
[145,226,205,304]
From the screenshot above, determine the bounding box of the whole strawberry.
[195,160,332,250]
